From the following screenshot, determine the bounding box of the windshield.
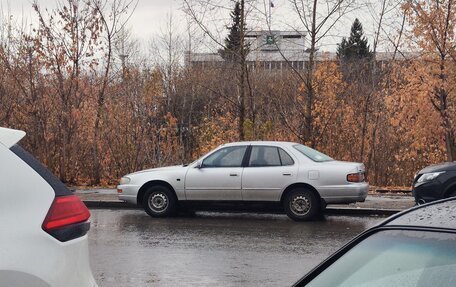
[304,229,456,287]
[293,144,333,162]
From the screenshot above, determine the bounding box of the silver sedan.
[117,141,368,221]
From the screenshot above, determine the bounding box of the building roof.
[246,30,307,37]
[187,51,336,62]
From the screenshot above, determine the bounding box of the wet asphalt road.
[88,209,385,287]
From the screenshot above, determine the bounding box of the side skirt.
[178,200,284,213]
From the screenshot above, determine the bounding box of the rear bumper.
[319,182,369,204]
[0,271,97,287]
[0,234,98,287]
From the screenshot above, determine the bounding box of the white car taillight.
[347,172,365,182]
[42,195,91,242]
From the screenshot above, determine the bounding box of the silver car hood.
[128,165,185,176]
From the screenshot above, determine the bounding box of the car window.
[304,230,456,287]
[10,144,71,196]
[278,148,294,166]
[249,146,282,167]
[202,146,247,168]
[293,144,333,162]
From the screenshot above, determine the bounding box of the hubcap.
[290,195,311,216]
[148,193,168,213]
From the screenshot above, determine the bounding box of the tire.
[143,185,177,217]
[284,188,319,221]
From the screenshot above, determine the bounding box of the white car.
[118,141,369,221]
[0,127,97,287]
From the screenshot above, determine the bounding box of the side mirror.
[195,160,203,169]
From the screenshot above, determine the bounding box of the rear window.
[278,148,294,166]
[10,145,71,196]
[293,144,333,162]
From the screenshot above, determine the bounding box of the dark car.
[412,162,456,204]
[293,197,456,287]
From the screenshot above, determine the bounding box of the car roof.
[381,197,456,231]
[220,141,298,147]
[0,127,26,148]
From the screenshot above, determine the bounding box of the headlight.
[119,177,131,185]
[416,172,445,185]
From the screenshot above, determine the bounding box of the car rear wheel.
[143,186,177,217]
[284,188,319,221]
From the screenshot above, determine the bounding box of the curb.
[83,200,402,216]
[324,207,401,216]
[83,200,138,209]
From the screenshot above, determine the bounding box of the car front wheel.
[284,188,319,221]
[143,186,177,217]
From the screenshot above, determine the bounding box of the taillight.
[42,195,91,242]
[347,172,365,182]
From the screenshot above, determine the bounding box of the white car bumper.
[319,182,369,204]
[117,184,141,205]
[0,234,98,287]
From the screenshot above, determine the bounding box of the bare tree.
[364,0,406,172]
[90,0,137,184]
[183,0,257,140]
[0,9,15,126]
[150,12,200,160]
[283,0,359,146]
[405,0,456,161]
[32,0,103,182]
[151,12,184,109]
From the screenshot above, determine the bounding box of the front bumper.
[117,184,141,205]
[412,180,444,204]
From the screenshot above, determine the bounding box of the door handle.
[282,172,292,176]
[230,173,238,176]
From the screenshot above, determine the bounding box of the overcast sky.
[2,0,404,53]
[4,0,181,42]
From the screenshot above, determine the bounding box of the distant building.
[244,30,307,70]
[187,30,315,71]
[185,30,416,71]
